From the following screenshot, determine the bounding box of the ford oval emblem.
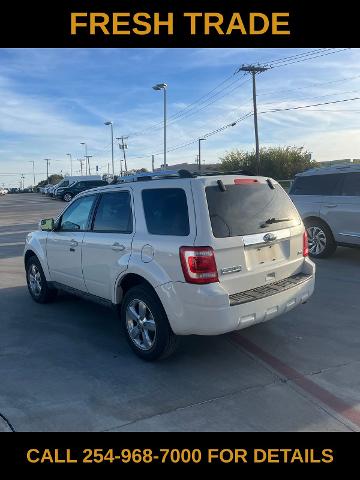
[263,233,277,242]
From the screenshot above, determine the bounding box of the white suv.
[24,170,315,360]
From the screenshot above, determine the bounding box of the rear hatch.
[201,176,305,295]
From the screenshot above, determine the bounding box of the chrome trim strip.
[338,232,360,238]
[242,228,291,246]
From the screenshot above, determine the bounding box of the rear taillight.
[179,246,219,284]
[303,230,309,257]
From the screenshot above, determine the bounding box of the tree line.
[219,146,316,179]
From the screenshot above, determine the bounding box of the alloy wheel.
[307,226,327,256]
[126,299,157,351]
[28,264,42,297]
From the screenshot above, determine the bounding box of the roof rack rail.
[115,170,191,184]
[114,168,255,184]
[191,169,255,177]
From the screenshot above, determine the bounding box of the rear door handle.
[69,239,78,247]
[324,204,337,208]
[112,242,126,251]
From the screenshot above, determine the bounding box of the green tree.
[36,174,63,188]
[220,146,316,179]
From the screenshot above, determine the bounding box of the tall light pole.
[152,83,167,170]
[198,138,206,173]
[237,65,269,174]
[66,153,73,176]
[104,121,114,176]
[28,161,36,186]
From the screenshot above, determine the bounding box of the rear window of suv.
[142,188,190,236]
[206,182,301,238]
[290,174,343,195]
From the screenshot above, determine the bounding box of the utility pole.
[79,158,84,175]
[85,155,93,175]
[117,136,128,174]
[152,155,155,172]
[80,143,88,175]
[237,65,269,174]
[20,174,25,190]
[44,159,50,184]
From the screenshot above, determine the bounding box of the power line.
[260,96,360,114]
[136,96,360,159]
[124,51,350,141]
[257,73,360,98]
[260,48,350,69]
[260,88,360,108]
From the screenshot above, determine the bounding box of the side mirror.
[39,218,54,231]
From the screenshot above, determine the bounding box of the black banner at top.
[0,0,357,47]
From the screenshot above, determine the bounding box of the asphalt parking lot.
[0,193,360,432]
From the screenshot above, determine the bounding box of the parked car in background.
[290,163,360,258]
[55,179,108,201]
[42,184,52,195]
[52,175,102,198]
[0,187,8,195]
[24,170,315,360]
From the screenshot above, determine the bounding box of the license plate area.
[245,240,290,270]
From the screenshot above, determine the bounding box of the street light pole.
[66,153,73,176]
[152,83,167,170]
[105,122,114,176]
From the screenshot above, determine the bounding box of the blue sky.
[1,48,360,187]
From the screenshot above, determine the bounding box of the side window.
[59,195,96,231]
[93,191,133,233]
[341,173,360,196]
[290,174,342,195]
[142,188,190,236]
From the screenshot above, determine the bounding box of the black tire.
[63,192,73,202]
[305,219,337,258]
[120,284,179,361]
[26,255,57,303]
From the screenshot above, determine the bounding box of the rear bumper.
[156,259,315,335]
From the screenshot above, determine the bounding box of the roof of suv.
[295,163,360,177]
[74,170,274,198]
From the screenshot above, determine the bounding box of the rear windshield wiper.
[260,217,291,228]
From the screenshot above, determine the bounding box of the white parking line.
[0,242,25,247]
